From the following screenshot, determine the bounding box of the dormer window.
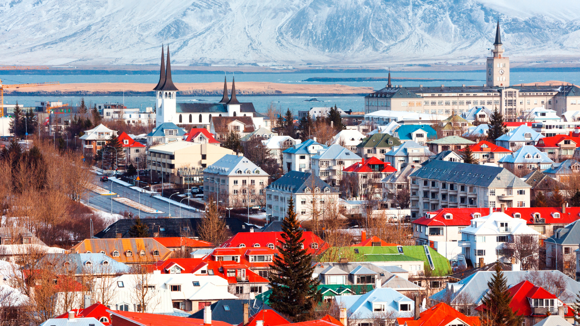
[444,213,453,220]
[267,243,275,249]
[239,243,246,248]
[399,303,412,312]
[514,213,521,218]
[123,139,129,145]
[253,243,260,248]
[152,250,160,256]
[553,213,560,218]
[112,250,120,257]
[373,303,386,312]
[126,250,133,257]
[473,213,481,218]
[140,250,146,256]
[311,243,319,249]
[84,261,92,267]
[534,213,541,219]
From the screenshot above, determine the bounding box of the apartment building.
[384,141,434,171]
[535,132,580,162]
[409,160,531,219]
[426,136,475,154]
[282,139,327,173]
[262,136,301,166]
[311,144,361,186]
[495,125,544,151]
[498,146,554,175]
[356,133,402,161]
[80,123,117,158]
[203,155,269,208]
[343,157,397,200]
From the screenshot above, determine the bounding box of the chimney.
[501,204,505,213]
[256,321,264,326]
[243,303,249,325]
[489,206,492,215]
[340,308,348,326]
[558,306,565,318]
[414,296,421,320]
[511,257,520,271]
[68,311,75,320]
[313,137,317,142]
[84,295,91,309]
[375,277,381,289]
[563,203,566,214]
[479,257,484,268]
[204,306,212,325]
[361,230,367,243]
[250,227,254,233]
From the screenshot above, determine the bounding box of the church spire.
[159,46,178,91]
[153,46,165,91]
[494,20,502,45]
[227,77,240,105]
[387,68,392,88]
[219,75,229,103]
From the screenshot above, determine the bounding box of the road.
[85,176,202,218]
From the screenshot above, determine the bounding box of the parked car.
[191,187,200,194]
[100,176,109,182]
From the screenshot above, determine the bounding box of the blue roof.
[544,159,580,175]
[267,171,334,194]
[386,140,433,157]
[498,145,554,164]
[396,124,437,141]
[495,125,543,142]
[335,287,414,319]
[462,106,492,121]
[463,124,489,137]
[283,139,327,154]
[312,144,361,160]
[40,253,131,274]
[147,122,187,137]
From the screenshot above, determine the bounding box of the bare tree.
[129,265,160,313]
[503,234,540,270]
[197,196,231,246]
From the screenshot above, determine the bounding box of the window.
[250,286,263,293]
[517,190,525,195]
[227,269,236,277]
[565,247,571,254]
[489,189,495,196]
[430,281,441,288]
[100,317,110,323]
[236,286,244,294]
[476,250,486,256]
[153,250,159,256]
[267,243,275,249]
[126,250,133,257]
[357,275,376,284]
[400,303,411,311]
[171,285,181,292]
[117,281,124,288]
[497,236,508,242]
[193,281,200,287]
[112,250,120,257]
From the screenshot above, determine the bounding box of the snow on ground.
[109,177,134,187]
[86,184,116,196]
[153,195,200,211]
[88,207,123,225]
[113,197,162,214]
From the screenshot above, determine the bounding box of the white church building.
[153,46,270,130]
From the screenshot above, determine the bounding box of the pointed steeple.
[227,77,240,105]
[494,20,502,45]
[387,68,392,88]
[219,75,229,103]
[159,46,178,91]
[153,46,165,91]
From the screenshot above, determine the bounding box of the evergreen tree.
[549,187,565,207]
[103,133,125,170]
[91,105,102,126]
[277,114,285,135]
[327,105,344,132]
[298,115,313,141]
[570,190,580,207]
[269,198,320,321]
[284,109,296,138]
[534,191,547,207]
[79,98,87,114]
[480,263,523,326]
[223,130,243,153]
[128,217,149,237]
[9,102,23,137]
[461,145,477,164]
[22,109,37,136]
[126,164,137,177]
[487,108,508,142]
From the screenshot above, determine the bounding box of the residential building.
[99,103,156,125]
[54,303,112,326]
[189,299,273,326]
[221,231,328,256]
[335,288,415,325]
[0,227,45,245]
[262,136,301,166]
[426,136,475,154]
[203,154,269,208]
[534,316,573,326]
[459,211,540,268]
[535,132,580,162]
[39,253,131,276]
[424,150,463,164]
[356,133,402,161]
[148,142,234,185]
[109,310,232,326]
[440,115,473,137]
[80,123,117,158]
[519,107,561,122]
[0,244,66,263]
[463,124,489,139]
[546,220,580,275]
[495,125,544,151]
[385,141,434,171]
[364,110,446,125]
[532,121,580,137]
[210,116,256,141]
[462,106,493,124]
[153,237,213,251]
[332,129,366,152]
[118,132,146,168]
[397,303,481,326]
[523,170,565,204]
[343,157,397,200]
[369,121,400,136]
[475,281,574,325]
[543,159,580,182]
[183,128,220,144]
[147,122,187,146]
[42,315,105,326]
[395,124,437,145]
[265,171,339,221]
[241,127,277,141]
[431,271,580,314]
[382,164,421,209]
[498,145,554,175]
[312,144,361,186]
[282,139,327,173]
[69,238,172,265]
[460,140,512,165]
[409,160,531,218]
[298,106,346,119]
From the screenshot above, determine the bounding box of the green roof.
[426,136,476,145]
[318,246,451,276]
[357,133,402,148]
[257,284,374,305]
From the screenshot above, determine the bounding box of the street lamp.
[226,207,232,218]
[168,192,180,217]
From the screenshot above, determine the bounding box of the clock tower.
[486,21,509,87]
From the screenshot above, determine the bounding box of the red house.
[342,157,397,200]
[118,131,146,168]
[55,303,112,325]
[459,140,511,164]
[221,231,329,256]
[398,302,480,326]
[184,128,220,144]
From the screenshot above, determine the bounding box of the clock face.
[499,69,505,75]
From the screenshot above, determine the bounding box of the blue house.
[147,122,187,146]
[498,145,553,174]
[495,125,543,151]
[335,287,415,321]
[282,139,327,173]
[395,125,437,145]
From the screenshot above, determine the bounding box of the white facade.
[0,117,13,137]
[102,106,156,125]
[266,187,339,221]
[520,107,561,122]
[262,136,301,166]
[460,212,540,267]
[332,130,366,152]
[282,140,326,173]
[365,110,446,125]
[298,106,346,119]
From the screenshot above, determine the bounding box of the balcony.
[498,194,513,201]
[458,240,470,247]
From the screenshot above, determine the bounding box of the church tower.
[227,77,241,117]
[154,46,178,126]
[486,21,510,87]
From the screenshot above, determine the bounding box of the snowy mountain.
[1,0,580,66]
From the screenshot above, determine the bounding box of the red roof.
[118,131,145,148]
[237,309,290,326]
[153,237,213,248]
[184,128,220,143]
[397,303,480,326]
[153,258,205,273]
[279,321,339,326]
[320,315,343,326]
[221,231,329,256]
[201,260,269,284]
[504,122,532,127]
[109,310,233,326]
[56,303,112,326]
[413,207,580,227]
[535,132,580,148]
[352,235,399,247]
[460,140,511,153]
[476,281,573,318]
[343,157,397,173]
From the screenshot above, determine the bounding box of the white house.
[459,211,540,268]
[332,130,366,152]
[298,107,346,120]
[262,136,301,166]
[311,144,361,186]
[282,139,327,173]
[335,288,415,326]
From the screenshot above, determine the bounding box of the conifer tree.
[480,263,522,326]
[269,198,320,321]
[327,105,344,132]
[570,190,580,207]
[487,108,508,142]
[223,130,243,153]
[298,115,313,141]
[128,217,149,237]
[534,191,547,207]
[284,109,296,138]
[103,133,125,170]
[549,187,565,207]
[9,102,23,137]
[461,145,477,164]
